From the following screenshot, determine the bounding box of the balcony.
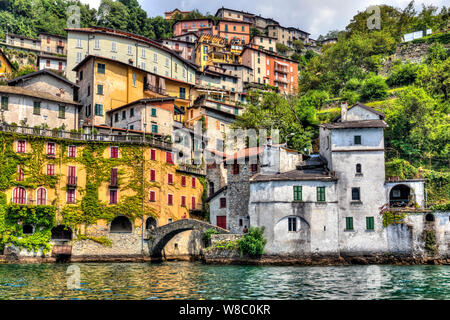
[274,65,289,74]
[144,83,166,96]
[67,176,77,187]
[274,77,288,84]
[177,163,206,176]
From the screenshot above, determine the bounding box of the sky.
[80,0,447,38]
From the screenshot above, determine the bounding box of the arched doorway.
[389,185,412,207]
[22,224,34,235]
[51,225,73,240]
[110,216,132,233]
[145,217,157,230]
[425,213,435,222]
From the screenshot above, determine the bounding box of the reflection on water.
[0,262,449,300]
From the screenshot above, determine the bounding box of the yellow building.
[0,49,13,79]
[195,34,241,71]
[1,129,205,256]
[74,55,195,128]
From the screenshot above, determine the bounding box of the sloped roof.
[320,120,388,129]
[8,69,77,88]
[251,168,336,183]
[333,102,385,122]
[0,86,79,105]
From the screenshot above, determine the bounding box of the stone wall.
[210,233,242,245]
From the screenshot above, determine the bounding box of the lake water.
[0,262,448,300]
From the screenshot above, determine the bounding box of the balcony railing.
[274,77,288,84]
[10,198,45,205]
[67,176,77,187]
[0,124,172,150]
[144,83,166,95]
[274,66,288,73]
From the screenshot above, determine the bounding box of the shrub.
[238,227,266,257]
[202,228,219,245]
[345,78,361,91]
[385,158,418,180]
[360,75,388,101]
[387,62,421,87]
[341,90,359,105]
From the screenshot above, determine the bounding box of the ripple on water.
[0,262,449,300]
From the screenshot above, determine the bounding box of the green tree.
[360,75,388,101]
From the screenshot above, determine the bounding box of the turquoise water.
[0,262,448,300]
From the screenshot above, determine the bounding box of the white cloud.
[79,0,102,9]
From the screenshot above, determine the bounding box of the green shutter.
[152,124,158,133]
[1,96,8,110]
[151,108,157,117]
[59,105,65,119]
[317,187,326,202]
[293,186,302,201]
[346,217,353,230]
[366,217,374,230]
[33,101,40,115]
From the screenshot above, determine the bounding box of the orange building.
[165,8,191,20]
[173,19,214,37]
[0,48,13,79]
[241,47,298,94]
[213,20,251,45]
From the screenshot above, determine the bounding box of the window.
[166,152,174,164]
[76,38,82,48]
[94,39,100,49]
[366,217,375,230]
[46,60,50,67]
[97,84,103,95]
[356,163,362,174]
[141,62,146,69]
[151,108,157,117]
[153,53,158,62]
[168,194,173,205]
[232,163,240,175]
[114,113,119,123]
[150,149,156,160]
[191,177,196,188]
[67,189,75,204]
[354,135,361,145]
[97,63,105,74]
[317,187,326,202]
[47,142,55,156]
[132,73,136,87]
[179,87,186,99]
[168,173,173,184]
[149,190,156,202]
[68,145,76,158]
[251,164,258,173]
[94,104,103,116]
[16,165,23,181]
[110,168,118,186]
[37,188,46,205]
[1,96,8,110]
[220,197,226,208]
[59,62,63,70]
[33,101,41,115]
[67,166,76,186]
[12,187,26,204]
[109,189,118,204]
[352,187,360,201]
[345,217,354,230]
[47,164,55,176]
[152,124,158,134]
[127,45,132,55]
[122,110,126,120]
[59,105,65,119]
[111,41,117,52]
[288,217,297,232]
[17,141,26,153]
[87,85,90,96]
[110,146,119,159]
[181,195,186,207]
[293,186,302,201]
[76,52,82,63]
[181,176,186,187]
[150,169,156,181]
[191,197,196,210]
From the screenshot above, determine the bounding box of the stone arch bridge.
[146,219,228,258]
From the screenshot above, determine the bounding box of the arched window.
[356,164,362,174]
[12,187,26,204]
[145,217,157,230]
[36,187,47,205]
[51,225,72,240]
[110,216,132,233]
[425,213,435,222]
[23,224,34,235]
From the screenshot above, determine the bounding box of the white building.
[244,103,447,256]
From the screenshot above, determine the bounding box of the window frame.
[293,186,302,202]
[317,186,326,202]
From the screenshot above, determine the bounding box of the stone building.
[207,143,302,233]
[247,103,448,257]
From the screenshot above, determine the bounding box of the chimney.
[340,102,348,122]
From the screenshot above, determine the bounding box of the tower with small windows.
[319,102,388,254]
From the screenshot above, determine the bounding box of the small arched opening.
[22,224,34,235]
[110,216,132,233]
[389,184,413,207]
[425,213,435,222]
[209,181,214,196]
[51,225,73,241]
[146,217,157,230]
